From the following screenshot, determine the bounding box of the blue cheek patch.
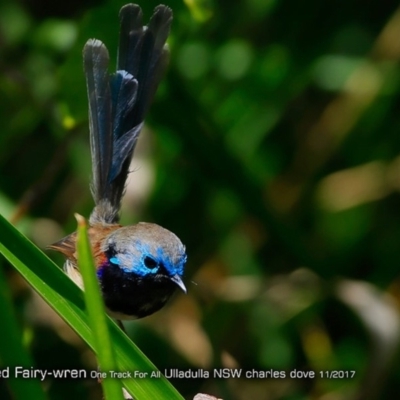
[133,264,158,276]
[155,247,186,276]
[105,242,187,278]
[131,252,159,277]
[97,257,120,279]
[174,253,187,276]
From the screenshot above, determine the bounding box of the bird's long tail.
[83,4,172,224]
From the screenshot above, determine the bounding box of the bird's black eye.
[143,256,158,269]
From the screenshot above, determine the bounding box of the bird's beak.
[170,274,187,293]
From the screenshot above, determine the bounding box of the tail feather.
[83,40,113,209]
[117,4,172,129]
[84,4,173,224]
[109,70,139,184]
[117,4,143,77]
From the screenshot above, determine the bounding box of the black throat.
[98,262,178,319]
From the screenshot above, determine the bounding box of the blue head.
[97,222,187,319]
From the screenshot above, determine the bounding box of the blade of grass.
[75,214,124,400]
[0,214,184,400]
[0,261,47,400]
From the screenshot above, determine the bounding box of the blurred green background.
[1,0,400,399]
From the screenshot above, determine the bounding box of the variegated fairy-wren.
[50,4,186,320]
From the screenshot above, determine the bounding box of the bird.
[49,3,187,320]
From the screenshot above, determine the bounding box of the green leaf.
[75,213,124,400]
